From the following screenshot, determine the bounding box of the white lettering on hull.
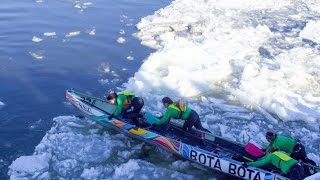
[189,149,264,180]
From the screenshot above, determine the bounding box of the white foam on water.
[65,31,81,38]
[66,122,86,128]
[126,56,134,61]
[86,28,96,36]
[29,52,44,60]
[119,29,125,35]
[74,2,92,11]
[83,2,92,6]
[43,32,56,37]
[98,79,109,85]
[32,36,43,42]
[117,37,126,44]
[74,3,81,9]
[0,101,4,106]
[121,15,128,19]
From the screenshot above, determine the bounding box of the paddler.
[265,132,316,166]
[106,91,144,126]
[242,147,304,180]
[155,97,211,133]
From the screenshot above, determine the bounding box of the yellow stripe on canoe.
[129,128,148,135]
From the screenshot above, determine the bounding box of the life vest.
[273,151,292,161]
[119,91,134,108]
[176,100,186,112]
[119,91,134,96]
[168,100,186,119]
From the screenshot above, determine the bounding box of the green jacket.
[266,135,297,154]
[248,151,297,174]
[156,104,192,125]
[113,92,135,116]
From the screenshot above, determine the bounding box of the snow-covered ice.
[9,153,51,178]
[124,0,320,171]
[8,116,197,179]
[128,0,320,123]
[299,20,320,44]
[304,172,320,180]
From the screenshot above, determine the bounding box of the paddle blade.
[245,140,265,158]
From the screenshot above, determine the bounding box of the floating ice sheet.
[128,0,320,123]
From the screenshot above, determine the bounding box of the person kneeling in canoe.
[107,91,144,126]
[243,147,304,180]
[265,132,316,169]
[156,97,211,133]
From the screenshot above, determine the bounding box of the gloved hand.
[241,162,248,168]
[108,114,114,120]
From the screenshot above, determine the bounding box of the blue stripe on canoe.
[122,124,134,130]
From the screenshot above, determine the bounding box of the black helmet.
[162,97,173,104]
[266,132,275,137]
[266,132,276,141]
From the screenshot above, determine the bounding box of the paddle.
[304,162,320,172]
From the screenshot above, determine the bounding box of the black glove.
[108,114,114,120]
[242,162,248,168]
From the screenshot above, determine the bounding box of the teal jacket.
[156,104,192,125]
